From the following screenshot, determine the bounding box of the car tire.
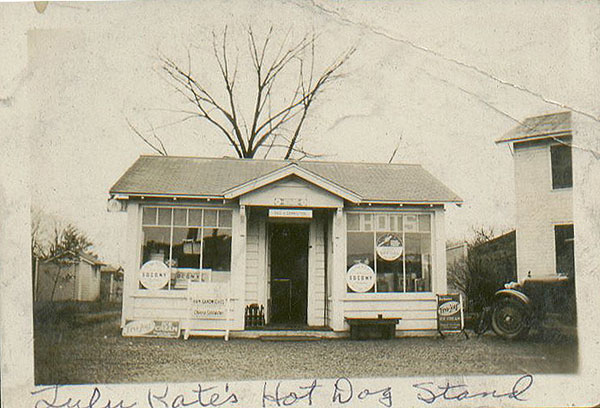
[491,297,531,340]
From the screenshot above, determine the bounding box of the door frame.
[266,218,311,325]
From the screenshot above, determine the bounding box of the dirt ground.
[34,315,578,385]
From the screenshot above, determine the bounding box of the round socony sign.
[376,233,403,261]
[346,263,375,293]
[139,260,170,290]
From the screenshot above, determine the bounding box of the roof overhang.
[495,130,572,145]
[223,163,363,203]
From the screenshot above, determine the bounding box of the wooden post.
[330,207,346,331]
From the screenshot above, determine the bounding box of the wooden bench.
[346,316,401,340]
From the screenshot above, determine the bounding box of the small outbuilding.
[34,250,104,302]
[109,156,461,337]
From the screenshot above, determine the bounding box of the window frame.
[139,205,234,291]
[553,223,574,277]
[345,210,435,295]
[550,142,573,190]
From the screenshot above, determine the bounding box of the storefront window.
[140,207,233,290]
[346,212,432,293]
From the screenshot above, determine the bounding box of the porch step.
[231,330,347,340]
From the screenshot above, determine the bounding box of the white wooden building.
[109,157,462,337]
[497,112,574,282]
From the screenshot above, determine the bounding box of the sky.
[2,0,599,266]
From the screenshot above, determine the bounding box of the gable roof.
[110,156,462,204]
[44,250,104,266]
[496,111,572,144]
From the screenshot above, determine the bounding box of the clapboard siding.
[345,298,437,311]
[308,216,327,326]
[245,217,261,305]
[134,296,188,310]
[345,310,436,320]
[344,298,438,331]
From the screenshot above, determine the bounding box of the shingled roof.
[496,111,572,144]
[110,156,462,204]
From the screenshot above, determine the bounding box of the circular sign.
[376,233,403,261]
[346,263,376,293]
[139,260,170,290]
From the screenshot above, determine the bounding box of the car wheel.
[491,297,531,340]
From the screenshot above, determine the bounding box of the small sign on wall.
[122,320,180,338]
[269,209,313,218]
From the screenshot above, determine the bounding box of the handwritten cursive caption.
[31,375,533,408]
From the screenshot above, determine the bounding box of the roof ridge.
[138,155,422,167]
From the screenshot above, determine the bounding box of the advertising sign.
[437,294,464,332]
[346,263,376,293]
[139,260,170,290]
[376,233,403,261]
[188,282,230,320]
[122,319,180,338]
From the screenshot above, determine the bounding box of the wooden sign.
[188,282,230,320]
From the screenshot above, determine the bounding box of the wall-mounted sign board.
[269,209,313,218]
[122,319,180,338]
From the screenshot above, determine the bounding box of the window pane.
[405,232,431,292]
[551,144,572,189]
[174,209,187,226]
[142,207,157,225]
[204,209,218,227]
[362,214,373,231]
[347,213,360,231]
[202,228,232,272]
[141,226,171,268]
[404,215,418,232]
[346,232,375,292]
[158,208,172,226]
[418,214,431,232]
[171,227,201,268]
[389,215,397,232]
[189,209,202,226]
[555,224,574,277]
[218,210,232,228]
[377,215,387,231]
[375,232,403,292]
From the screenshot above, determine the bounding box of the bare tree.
[447,227,516,312]
[31,212,95,301]
[45,223,94,302]
[133,27,355,159]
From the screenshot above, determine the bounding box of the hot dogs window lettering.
[346,212,432,293]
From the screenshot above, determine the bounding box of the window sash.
[140,206,233,290]
[346,211,433,293]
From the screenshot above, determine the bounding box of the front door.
[269,223,309,325]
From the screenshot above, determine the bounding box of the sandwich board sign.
[186,282,232,340]
[437,294,467,338]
